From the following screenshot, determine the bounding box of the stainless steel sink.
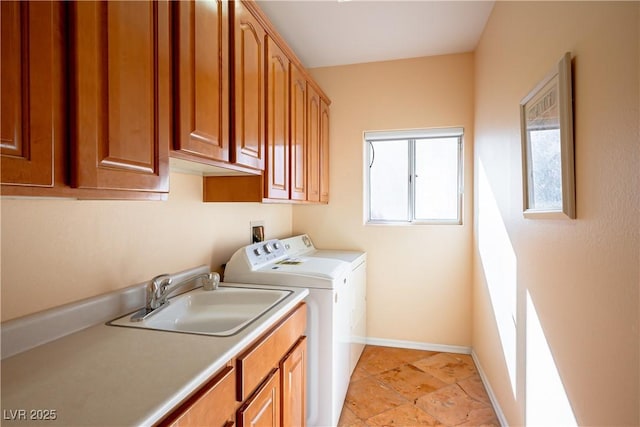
[108,286,291,336]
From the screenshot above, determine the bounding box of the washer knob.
[273,242,281,250]
[253,247,262,256]
[263,243,272,254]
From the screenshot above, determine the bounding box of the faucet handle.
[152,274,172,291]
[203,272,220,291]
[148,274,172,309]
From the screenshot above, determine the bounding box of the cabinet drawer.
[161,364,236,427]
[236,303,306,401]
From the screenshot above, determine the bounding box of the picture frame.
[520,52,575,219]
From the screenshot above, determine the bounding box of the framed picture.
[520,52,575,219]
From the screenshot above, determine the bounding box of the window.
[365,128,463,224]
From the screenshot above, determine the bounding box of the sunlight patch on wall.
[477,160,518,397]
[526,291,577,426]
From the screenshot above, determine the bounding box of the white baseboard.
[362,337,507,427]
[365,336,472,355]
[472,350,508,427]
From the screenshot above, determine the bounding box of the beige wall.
[295,54,475,347]
[4,4,638,422]
[473,2,639,426]
[0,172,292,321]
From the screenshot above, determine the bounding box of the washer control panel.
[281,234,316,257]
[245,239,287,267]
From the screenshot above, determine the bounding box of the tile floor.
[338,345,500,426]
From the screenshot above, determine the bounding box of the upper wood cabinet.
[320,99,330,203]
[232,1,266,171]
[2,0,327,201]
[203,75,330,204]
[69,0,170,193]
[1,1,60,187]
[290,65,308,201]
[306,85,330,204]
[173,0,230,164]
[265,36,290,200]
[306,85,321,203]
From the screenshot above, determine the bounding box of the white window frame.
[364,127,464,225]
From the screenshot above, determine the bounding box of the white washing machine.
[223,238,352,427]
[281,234,367,376]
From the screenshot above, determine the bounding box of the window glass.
[365,128,463,224]
[369,139,409,221]
[414,137,460,221]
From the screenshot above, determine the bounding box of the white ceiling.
[257,0,495,68]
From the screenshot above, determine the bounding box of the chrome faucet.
[131,271,219,322]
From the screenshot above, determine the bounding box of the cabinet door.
[290,66,307,201]
[306,85,320,202]
[70,0,170,192]
[237,369,280,427]
[280,337,307,427]
[232,1,265,171]
[319,100,330,203]
[1,1,59,187]
[265,36,289,200]
[236,303,307,402]
[162,365,236,427]
[174,0,229,162]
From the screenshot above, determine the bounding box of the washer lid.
[224,240,350,289]
[224,270,342,289]
[259,256,348,279]
[281,235,366,266]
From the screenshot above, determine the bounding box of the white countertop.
[1,283,308,426]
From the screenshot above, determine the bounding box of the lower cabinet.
[162,365,236,427]
[159,303,306,427]
[281,337,307,427]
[237,369,280,427]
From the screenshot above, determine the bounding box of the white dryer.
[281,234,367,375]
[223,239,352,427]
